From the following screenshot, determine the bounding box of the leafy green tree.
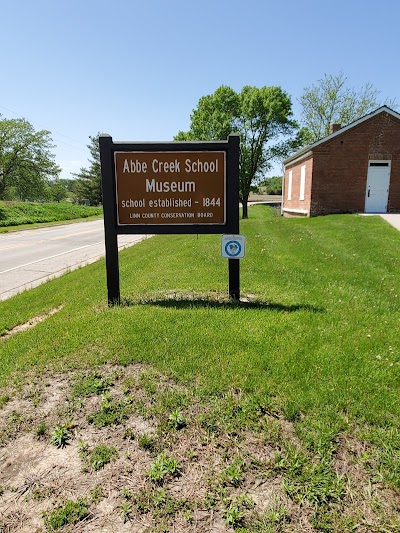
[299,72,397,143]
[259,175,282,195]
[57,178,76,193]
[0,116,60,200]
[46,178,68,202]
[175,85,302,218]
[74,133,103,205]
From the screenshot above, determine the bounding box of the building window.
[288,170,292,201]
[300,165,306,201]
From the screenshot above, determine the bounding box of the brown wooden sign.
[114,151,226,225]
[99,135,240,304]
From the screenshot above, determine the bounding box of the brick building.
[282,106,400,217]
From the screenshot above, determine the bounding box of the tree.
[0,116,60,200]
[175,85,302,218]
[74,133,103,205]
[46,178,68,202]
[299,72,397,143]
[259,175,282,195]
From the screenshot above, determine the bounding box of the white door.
[365,161,391,213]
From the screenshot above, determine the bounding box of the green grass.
[221,457,246,487]
[138,433,158,452]
[275,445,345,506]
[82,443,119,471]
[0,200,102,230]
[1,205,399,424]
[71,371,114,397]
[0,395,10,408]
[50,422,73,448]
[34,421,48,439]
[1,206,400,524]
[87,392,131,427]
[43,498,89,531]
[147,452,181,483]
[120,486,192,523]
[0,206,400,423]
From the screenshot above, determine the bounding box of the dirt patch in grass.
[333,435,400,531]
[0,306,63,339]
[0,364,399,532]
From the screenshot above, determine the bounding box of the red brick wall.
[283,155,313,216]
[310,112,400,216]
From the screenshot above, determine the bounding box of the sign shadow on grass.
[118,296,324,313]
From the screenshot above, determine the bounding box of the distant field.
[0,206,399,531]
[0,201,103,229]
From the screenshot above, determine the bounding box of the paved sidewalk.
[379,214,400,231]
[361,213,400,231]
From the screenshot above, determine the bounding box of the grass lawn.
[0,206,399,532]
[0,201,102,231]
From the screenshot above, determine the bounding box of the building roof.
[283,106,400,166]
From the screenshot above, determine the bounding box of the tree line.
[1,73,396,215]
[0,116,100,204]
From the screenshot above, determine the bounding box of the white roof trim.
[284,106,400,166]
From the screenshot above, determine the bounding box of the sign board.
[115,151,226,225]
[221,235,246,258]
[99,135,240,303]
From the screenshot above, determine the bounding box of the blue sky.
[1,0,399,179]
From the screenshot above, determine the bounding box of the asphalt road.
[0,220,149,301]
